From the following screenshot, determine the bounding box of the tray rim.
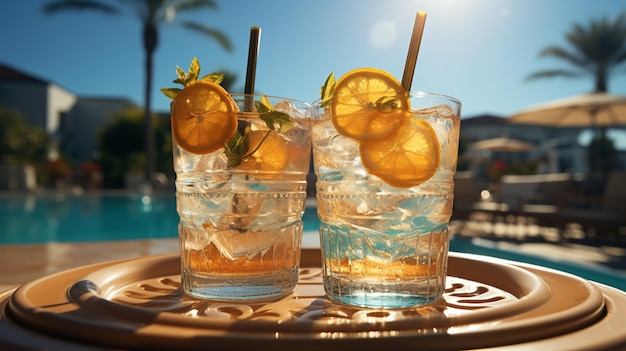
[4,250,611,351]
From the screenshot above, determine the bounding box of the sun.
[369,20,398,49]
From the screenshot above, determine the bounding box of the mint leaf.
[224,131,249,167]
[173,66,186,85]
[160,87,180,99]
[260,111,294,132]
[320,72,336,107]
[375,96,399,111]
[254,95,295,132]
[201,73,224,85]
[255,95,273,113]
[187,57,200,83]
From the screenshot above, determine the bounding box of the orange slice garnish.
[360,115,440,188]
[236,130,289,177]
[330,68,409,141]
[171,81,237,154]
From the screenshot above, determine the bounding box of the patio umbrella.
[508,92,626,178]
[508,92,626,127]
[469,137,535,152]
[465,137,534,177]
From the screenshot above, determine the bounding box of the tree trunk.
[595,73,607,93]
[143,24,158,189]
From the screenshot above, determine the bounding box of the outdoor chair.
[560,171,626,241]
[471,173,573,230]
[499,173,572,210]
[452,171,482,220]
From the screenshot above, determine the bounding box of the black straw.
[244,26,261,97]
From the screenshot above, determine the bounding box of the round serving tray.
[2,250,626,350]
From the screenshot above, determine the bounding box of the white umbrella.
[508,92,626,127]
[508,92,626,177]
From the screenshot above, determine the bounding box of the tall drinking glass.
[312,91,461,308]
[172,94,311,301]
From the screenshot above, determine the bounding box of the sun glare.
[369,20,398,49]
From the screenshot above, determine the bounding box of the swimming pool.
[1,193,624,290]
[0,192,322,244]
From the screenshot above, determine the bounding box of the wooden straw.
[401,12,427,91]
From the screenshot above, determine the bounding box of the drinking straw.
[244,26,261,96]
[401,11,427,91]
[243,27,261,120]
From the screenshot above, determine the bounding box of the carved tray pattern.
[73,269,519,332]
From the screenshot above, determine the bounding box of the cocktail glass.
[173,94,311,301]
[312,91,461,308]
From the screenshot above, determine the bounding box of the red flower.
[80,161,102,174]
[47,159,72,179]
[487,160,508,181]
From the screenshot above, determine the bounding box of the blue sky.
[1,0,626,119]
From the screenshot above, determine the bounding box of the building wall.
[61,97,137,163]
[47,84,77,135]
[0,80,49,131]
[0,64,137,165]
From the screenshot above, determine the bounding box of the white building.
[0,63,137,163]
[0,63,76,160]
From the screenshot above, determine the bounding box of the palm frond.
[181,21,233,52]
[538,46,588,67]
[43,0,120,14]
[172,0,218,12]
[525,69,584,81]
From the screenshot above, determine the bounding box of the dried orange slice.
[236,130,289,177]
[171,81,237,154]
[360,116,440,188]
[330,68,409,141]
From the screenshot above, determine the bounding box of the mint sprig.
[225,96,294,167]
[256,96,294,133]
[160,57,224,99]
[162,57,294,168]
[224,131,248,168]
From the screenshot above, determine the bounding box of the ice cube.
[274,100,308,119]
[207,227,275,261]
[173,146,228,173]
[193,152,228,173]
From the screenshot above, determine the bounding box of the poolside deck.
[0,239,179,291]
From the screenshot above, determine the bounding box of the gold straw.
[401,11,427,91]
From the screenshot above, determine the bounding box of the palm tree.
[527,12,626,92]
[527,12,626,179]
[43,0,233,188]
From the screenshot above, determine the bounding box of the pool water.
[1,193,179,244]
[0,193,320,244]
[450,237,626,291]
[1,193,624,291]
